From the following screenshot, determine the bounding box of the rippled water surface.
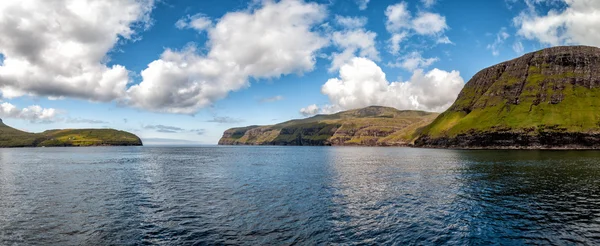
[2,146,600,245]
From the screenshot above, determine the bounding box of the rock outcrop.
[416,45,600,149]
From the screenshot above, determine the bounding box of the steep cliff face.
[218,106,438,146]
[416,45,600,149]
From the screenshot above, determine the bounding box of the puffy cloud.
[127,0,328,114]
[0,0,154,101]
[385,2,412,33]
[0,102,58,122]
[318,57,464,113]
[411,12,448,36]
[487,27,510,56]
[356,0,370,10]
[300,104,320,116]
[515,0,600,46]
[330,28,379,71]
[384,2,450,54]
[388,51,439,71]
[175,14,212,32]
[259,95,284,103]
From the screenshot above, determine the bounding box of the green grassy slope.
[219,106,439,146]
[0,120,143,147]
[416,45,600,148]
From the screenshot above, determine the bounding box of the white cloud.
[487,27,510,56]
[411,12,448,36]
[513,41,525,54]
[300,104,320,116]
[0,0,154,101]
[334,15,368,29]
[127,0,328,114]
[388,52,439,71]
[176,14,212,32]
[330,29,379,72]
[385,2,412,33]
[356,0,370,10]
[384,2,450,54]
[0,102,58,122]
[317,57,464,113]
[421,0,437,8]
[515,0,600,46]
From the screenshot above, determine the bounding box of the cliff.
[415,45,600,149]
[219,106,438,146]
[0,120,143,147]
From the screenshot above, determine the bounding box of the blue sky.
[0,0,592,144]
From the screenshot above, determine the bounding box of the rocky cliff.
[219,106,438,146]
[415,45,600,149]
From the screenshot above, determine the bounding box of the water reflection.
[1,147,600,245]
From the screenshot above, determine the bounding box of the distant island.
[221,45,600,149]
[219,106,438,146]
[0,119,142,147]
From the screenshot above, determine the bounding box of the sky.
[0,0,596,144]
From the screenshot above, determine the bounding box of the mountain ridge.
[219,106,438,146]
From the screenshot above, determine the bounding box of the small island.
[0,119,142,147]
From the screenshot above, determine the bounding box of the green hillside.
[219,106,438,146]
[415,45,600,149]
[0,120,143,147]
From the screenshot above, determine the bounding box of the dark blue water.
[1,146,600,245]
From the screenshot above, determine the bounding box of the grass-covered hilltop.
[219,106,438,146]
[415,45,600,149]
[0,119,142,147]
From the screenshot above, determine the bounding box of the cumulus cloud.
[300,104,320,116]
[487,27,510,56]
[175,14,212,32]
[330,24,379,71]
[384,2,450,54]
[388,51,439,71]
[313,57,464,114]
[0,0,153,101]
[259,95,284,103]
[514,0,600,46]
[0,102,58,122]
[127,0,328,114]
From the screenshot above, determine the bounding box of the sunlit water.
[1,146,600,245]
